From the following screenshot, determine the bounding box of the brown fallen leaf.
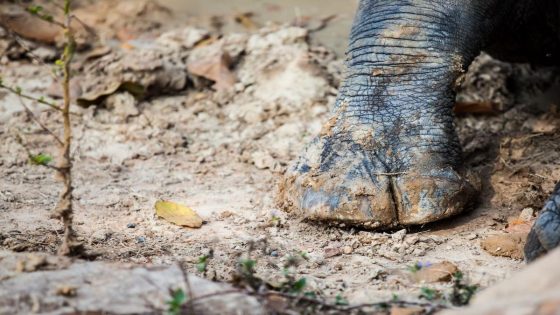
[454,101,499,115]
[234,12,258,30]
[187,50,236,91]
[529,115,558,134]
[0,5,61,43]
[193,35,219,48]
[155,200,203,228]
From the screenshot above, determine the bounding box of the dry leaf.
[0,6,61,43]
[454,101,498,114]
[234,12,258,30]
[155,200,203,228]
[187,51,236,91]
[530,117,558,134]
[194,35,219,48]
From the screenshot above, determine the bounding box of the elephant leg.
[280,0,513,227]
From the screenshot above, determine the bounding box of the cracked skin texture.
[279,0,480,228]
[278,85,480,228]
[278,130,479,228]
[280,0,560,260]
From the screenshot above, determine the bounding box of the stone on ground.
[0,251,264,315]
[439,248,560,315]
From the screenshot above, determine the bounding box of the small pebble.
[270,250,278,257]
[519,207,535,221]
[391,229,407,242]
[92,229,110,242]
[343,246,353,254]
[127,223,136,228]
[136,236,146,243]
[324,247,342,258]
[405,235,419,245]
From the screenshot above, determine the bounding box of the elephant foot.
[525,182,560,262]
[279,108,479,228]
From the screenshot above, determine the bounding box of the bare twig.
[183,289,243,307]
[177,265,195,314]
[51,0,80,256]
[0,83,63,112]
[71,14,99,39]
[180,287,448,313]
[17,95,63,145]
[308,14,337,33]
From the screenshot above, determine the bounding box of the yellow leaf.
[155,200,203,228]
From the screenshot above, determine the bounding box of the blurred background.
[157,0,359,55]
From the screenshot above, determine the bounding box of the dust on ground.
[0,0,559,307]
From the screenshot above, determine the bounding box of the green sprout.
[196,255,210,273]
[335,294,349,306]
[449,271,478,306]
[419,287,440,301]
[166,289,187,315]
[29,153,53,166]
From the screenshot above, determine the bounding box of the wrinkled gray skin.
[283,0,560,262]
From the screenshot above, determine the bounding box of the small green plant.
[290,278,307,293]
[419,287,440,301]
[408,262,422,273]
[196,250,213,274]
[335,294,349,306]
[196,255,208,273]
[240,258,257,275]
[26,4,55,23]
[270,215,281,226]
[224,245,448,314]
[299,251,309,260]
[408,261,431,273]
[449,271,478,306]
[166,289,187,315]
[233,257,263,290]
[279,254,309,294]
[29,153,53,166]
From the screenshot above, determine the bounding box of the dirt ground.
[1,0,560,309]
